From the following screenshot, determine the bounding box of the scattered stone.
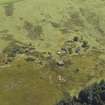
[57,51,62,55]
[75,47,81,53]
[25,56,35,62]
[46,52,52,59]
[57,48,68,56]
[57,75,62,81]
[57,75,66,82]
[61,48,68,53]
[3,41,32,58]
[56,60,65,67]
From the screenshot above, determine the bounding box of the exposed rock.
[56,60,65,67]
[75,47,81,54]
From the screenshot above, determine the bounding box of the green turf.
[0,0,105,105]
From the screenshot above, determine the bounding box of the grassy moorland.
[0,0,105,105]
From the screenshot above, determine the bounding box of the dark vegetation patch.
[73,36,79,42]
[3,41,36,57]
[23,21,43,40]
[4,3,14,16]
[56,80,105,105]
[2,41,47,65]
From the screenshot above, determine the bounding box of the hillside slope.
[0,0,105,105]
